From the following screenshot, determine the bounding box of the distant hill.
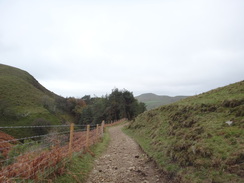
[0,64,73,138]
[127,81,244,182]
[136,93,188,110]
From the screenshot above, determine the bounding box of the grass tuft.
[125,81,244,183]
[53,129,110,183]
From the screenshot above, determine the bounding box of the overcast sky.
[0,0,243,97]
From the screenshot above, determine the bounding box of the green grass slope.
[136,93,188,110]
[126,81,244,183]
[0,64,72,138]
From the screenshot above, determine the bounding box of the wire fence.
[0,119,125,182]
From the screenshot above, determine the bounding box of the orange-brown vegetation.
[0,131,17,157]
[0,129,100,182]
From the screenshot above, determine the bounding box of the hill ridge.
[0,63,57,97]
[0,64,73,138]
[136,93,188,110]
[127,80,244,182]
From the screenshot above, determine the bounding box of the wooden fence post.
[101,120,105,136]
[96,124,99,141]
[86,125,90,150]
[69,123,74,157]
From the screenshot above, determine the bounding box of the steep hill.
[126,81,244,183]
[0,64,72,138]
[136,93,188,110]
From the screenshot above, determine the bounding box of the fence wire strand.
[0,120,125,182]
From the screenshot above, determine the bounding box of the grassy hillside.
[136,93,188,110]
[126,81,244,183]
[0,64,73,138]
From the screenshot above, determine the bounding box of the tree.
[79,106,93,125]
[78,88,146,124]
[91,98,107,124]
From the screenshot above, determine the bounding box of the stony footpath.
[86,124,165,183]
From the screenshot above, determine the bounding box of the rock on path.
[86,124,165,183]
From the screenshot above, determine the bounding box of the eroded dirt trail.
[86,124,164,183]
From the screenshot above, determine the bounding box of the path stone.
[86,124,165,183]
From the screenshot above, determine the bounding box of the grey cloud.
[0,0,244,97]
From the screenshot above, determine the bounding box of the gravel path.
[86,124,165,183]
